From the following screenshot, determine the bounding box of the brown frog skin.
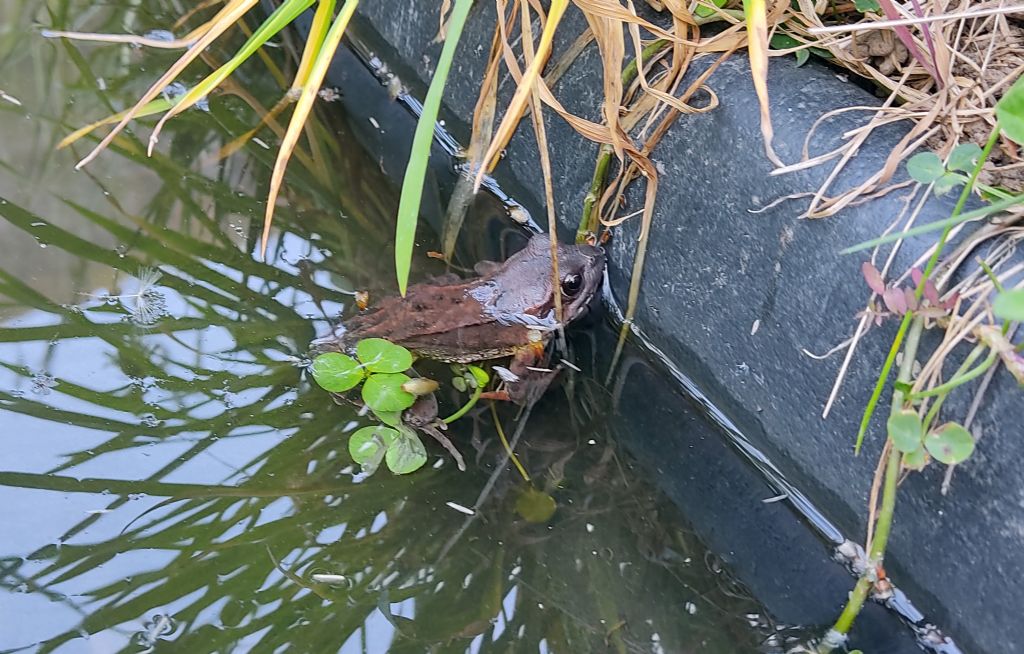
[312,234,605,396]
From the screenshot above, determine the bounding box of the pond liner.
[292,4,1024,653]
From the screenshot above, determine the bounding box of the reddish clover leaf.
[904,287,919,312]
[862,262,886,295]
[942,290,960,312]
[883,287,908,314]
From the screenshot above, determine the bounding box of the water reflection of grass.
[0,3,772,651]
[0,191,774,652]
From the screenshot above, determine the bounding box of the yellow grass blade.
[42,29,199,49]
[74,0,258,170]
[57,98,174,149]
[260,0,360,259]
[742,0,784,167]
[575,0,699,45]
[293,0,337,89]
[520,0,564,322]
[148,0,315,155]
[473,0,570,191]
[582,9,625,160]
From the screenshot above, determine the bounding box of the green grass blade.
[394,0,473,295]
[154,0,316,129]
[840,191,1024,255]
[852,125,1002,454]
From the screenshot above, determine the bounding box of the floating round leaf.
[515,486,557,523]
[356,338,413,373]
[468,364,490,387]
[451,375,467,393]
[362,372,416,412]
[385,427,428,474]
[372,410,403,428]
[310,352,365,392]
[348,425,398,473]
[924,423,975,465]
[887,409,924,453]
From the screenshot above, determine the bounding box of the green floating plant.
[311,340,496,477]
[348,424,427,475]
[310,338,417,412]
[310,338,425,476]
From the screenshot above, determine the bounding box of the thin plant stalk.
[852,123,1002,454]
[822,317,924,650]
[148,0,317,152]
[519,0,564,324]
[260,0,359,258]
[393,0,473,295]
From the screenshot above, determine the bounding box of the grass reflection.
[0,2,774,652]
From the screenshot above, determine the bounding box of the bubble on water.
[161,81,208,111]
[143,29,175,42]
[140,414,161,428]
[30,373,57,396]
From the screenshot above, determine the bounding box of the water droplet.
[30,373,57,395]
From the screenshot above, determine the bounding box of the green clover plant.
[310,339,493,476]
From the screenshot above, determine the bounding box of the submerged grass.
[36,0,1024,649]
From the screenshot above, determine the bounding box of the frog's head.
[550,238,605,324]
[489,234,604,326]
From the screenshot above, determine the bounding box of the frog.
[312,233,605,404]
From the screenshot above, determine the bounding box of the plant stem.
[578,143,614,241]
[853,123,1002,453]
[914,348,996,402]
[577,39,671,241]
[829,126,1001,649]
[823,318,924,651]
[442,384,482,424]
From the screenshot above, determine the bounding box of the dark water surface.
[0,3,785,652]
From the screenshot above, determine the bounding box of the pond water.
[0,2,798,652]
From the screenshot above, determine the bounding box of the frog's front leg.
[481,341,560,405]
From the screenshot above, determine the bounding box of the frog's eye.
[560,273,583,297]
